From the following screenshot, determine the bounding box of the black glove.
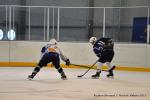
[65,59,70,66]
[96,53,101,58]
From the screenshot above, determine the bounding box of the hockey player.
[89,37,115,78]
[28,38,70,80]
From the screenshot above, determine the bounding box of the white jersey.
[41,44,68,62]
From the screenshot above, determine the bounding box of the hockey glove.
[65,59,70,66]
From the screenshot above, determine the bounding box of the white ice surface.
[0,67,150,100]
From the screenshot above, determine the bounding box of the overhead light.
[7,29,16,40]
[0,29,3,40]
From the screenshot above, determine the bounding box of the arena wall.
[0,41,150,72]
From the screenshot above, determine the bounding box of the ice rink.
[0,67,150,100]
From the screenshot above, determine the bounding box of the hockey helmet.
[49,38,57,45]
[89,37,97,45]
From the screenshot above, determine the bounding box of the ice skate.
[28,74,35,80]
[107,66,115,78]
[91,71,101,79]
[107,71,114,78]
[61,73,67,80]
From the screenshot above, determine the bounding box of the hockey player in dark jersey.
[89,37,115,78]
[28,38,70,80]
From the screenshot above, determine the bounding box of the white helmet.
[89,37,97,45]
[49,38,57,45]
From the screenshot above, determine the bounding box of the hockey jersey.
[41,44,68,62]
[93,37,113,57]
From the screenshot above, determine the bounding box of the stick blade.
[77,75,83,78]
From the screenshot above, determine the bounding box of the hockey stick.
[71,63,109,71]
[71,64,96,69]
[75,63,116,78]
[77,60,99,78]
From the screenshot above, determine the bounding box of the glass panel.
[93,8,104,38]
[30,7,45,40]
[13,7,27,40]
[0,6,148,43]
[29,7,53,41]
[105,7,148,43]
[59,8,89,41]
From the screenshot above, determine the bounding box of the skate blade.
[91,77,99,79]
[62,78,67,80]
[27,77,33,80]
[27,76,33,80]
[107,76,114,79]
[61,77,68,80]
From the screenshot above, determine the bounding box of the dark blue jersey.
[93,37,113,57]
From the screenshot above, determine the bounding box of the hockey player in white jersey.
[28,38,70,80]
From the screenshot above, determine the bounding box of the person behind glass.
[89,37,115,78]
[28,38,70,80]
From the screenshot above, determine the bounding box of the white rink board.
[0,41,150,68]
